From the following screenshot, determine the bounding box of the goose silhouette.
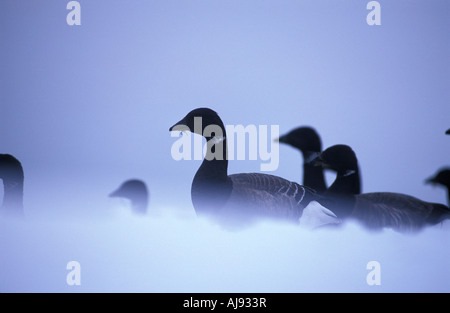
[277,126,327,193]
[0,154,25,218]
[314,145,450,232]
[169,108,327,228]
[109,179,149,215]
[426,169,450,206]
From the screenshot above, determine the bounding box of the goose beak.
[169,119,190,132]
[109,189,121,198]
[276,135,288,144]
[425,176,437,185]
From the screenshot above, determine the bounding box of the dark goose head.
[426,169,450,205]
[278,127,322,156]
[277,126,326,192]
[109,179,149,215]
[170,108,225,141]
[314,144,361,195]
[426,169,450,187]
[446,129,450,135]
[311,145,361,218]
[0,154,25,217]
[316,145,357,174]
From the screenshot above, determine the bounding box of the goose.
[314,145,450,232]
[109,179,149,215]
[0,154,25,217]
[426,169,450,206]
[446,129,450,135]
[277,127,327,193]
[169,108,325,228]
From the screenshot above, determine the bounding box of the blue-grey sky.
[0,0,450,292]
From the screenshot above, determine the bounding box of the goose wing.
[354,192,449,231]
[228,173,317,220]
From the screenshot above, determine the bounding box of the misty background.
[0,0,449,292]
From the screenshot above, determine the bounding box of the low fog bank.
[0,210,449,293]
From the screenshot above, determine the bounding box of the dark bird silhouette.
[109,179,149,215]
[426,169,450,206]
[277,127,327,193]
[0,154,25,218]
[446,129,450,135]
[169,108,322,228]
[314,145,450,232]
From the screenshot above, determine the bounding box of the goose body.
[278,127,327,193]
[170,108,322,227]
[226,173,316,220]
[315,145,450,232]
[109,179,149,215]
[352,192,449,232]
[0,154,25,217]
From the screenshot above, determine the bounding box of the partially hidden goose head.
[278,127,322,158]
[314,144,361,195]
[169,108,328,229]
[426,169,450,206]
[315,145,358,176]
[277,126,326,193]
[426,169,450,188]
[109,179,149,215]
[446,129,450,135]
[0,154,25,217]
[169,108,225,141]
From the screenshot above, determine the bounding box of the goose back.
[315,145,450,232]
[228,173,317,221]
[353,192,450,232]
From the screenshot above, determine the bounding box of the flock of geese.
[1,108,449,233]
[168,108,450,231]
